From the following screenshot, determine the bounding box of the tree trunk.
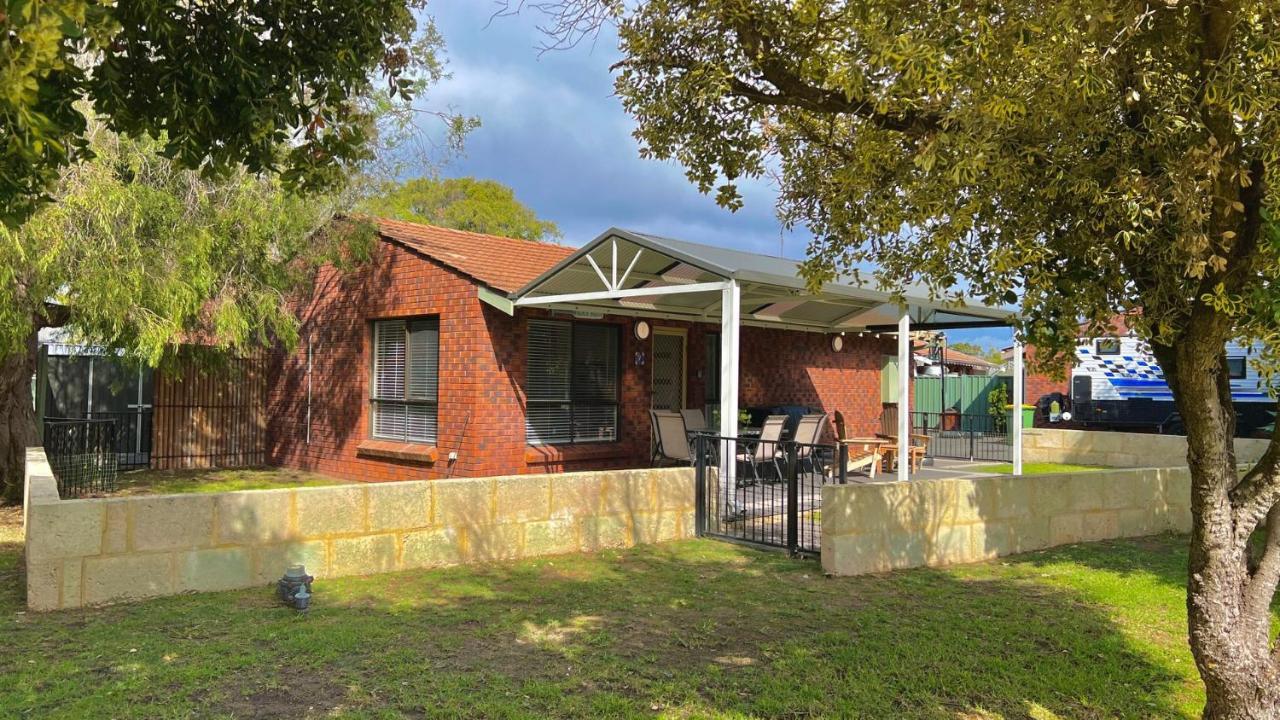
[0,332,38,504]
[1156,331,1280,719]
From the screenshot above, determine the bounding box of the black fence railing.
[43,418,119,498]
[693,434,844,556]
[910,411,1012,462]
[43,410,152,469]
[88,410,152,469]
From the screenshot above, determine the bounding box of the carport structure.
[502,228,1021,492]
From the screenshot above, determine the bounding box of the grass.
[0,508,1216,719]
[970,462,1109,475]
[113,467,346,496]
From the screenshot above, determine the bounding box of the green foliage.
[361,177,560,241]
[1,0,435,228]
[0,122,376,364]
[607,0,1280,374]
[988,383,1010,434]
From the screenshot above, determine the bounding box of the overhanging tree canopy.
[508,0,1280,716]
[3,0,431,227]
[0,0,463,501]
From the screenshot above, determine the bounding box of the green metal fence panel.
[914,375,1012,428]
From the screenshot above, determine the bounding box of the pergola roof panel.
[512,228,1013,332]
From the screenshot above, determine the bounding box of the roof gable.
[374,218,575,293]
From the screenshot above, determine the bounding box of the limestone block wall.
[23,447,695,611]
[1022,428,1269,468]
[822,466,1191,576]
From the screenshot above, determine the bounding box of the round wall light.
[830,334,844,352]
[634,320,652,341]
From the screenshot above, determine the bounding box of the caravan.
[1070,335,1273,436]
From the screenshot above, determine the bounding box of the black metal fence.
[693,434,846,556]
[910,411,1012,462]
[43,418,119,497]
[87,410,152,469]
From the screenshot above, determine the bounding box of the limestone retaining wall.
[821,466,1191,576]
[1022,427,1269,468]
[23,447,695,611]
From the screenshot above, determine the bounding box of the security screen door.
[651,330,686,411]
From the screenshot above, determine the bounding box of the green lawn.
[114,467,346,495]
[971,462,1109,475]
[0,506,1213,718]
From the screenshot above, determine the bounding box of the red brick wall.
[1023,344,1071,405]
[267,240,899,482]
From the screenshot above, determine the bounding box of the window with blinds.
[371,318,439,444]
[526,319,619,445]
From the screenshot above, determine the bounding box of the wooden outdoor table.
[842,437,895,470]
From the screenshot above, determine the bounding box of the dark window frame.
[525,318,622,446]
[1227,356,1248,380]
[369,316,440,444]
[1095,338,1121,355]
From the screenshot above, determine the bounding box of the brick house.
[267,219,1010,482]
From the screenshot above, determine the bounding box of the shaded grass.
[113,467,345,496]
[0,506,1209,719]
[970,462,1110,475]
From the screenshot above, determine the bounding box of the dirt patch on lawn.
[208,666,352,719]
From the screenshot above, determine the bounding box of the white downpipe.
[1012,339,1024,476]
[719,279,741,516]
[897,310,911,483]
[305,336,313,445]
[86,357,94,416]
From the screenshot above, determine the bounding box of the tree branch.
[1230,408,1280,532]
[725,18,943,135]
[724,77,941,134]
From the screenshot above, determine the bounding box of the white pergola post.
[719,279,741,514]
[898,310,911,483]
[1012,339,1024,476]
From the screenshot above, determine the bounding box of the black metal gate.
[911,411,1012,462]
[43,418,119,497]
[693,434,841,556]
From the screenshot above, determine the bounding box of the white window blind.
[526,319,619,445]
[371,318,438,443]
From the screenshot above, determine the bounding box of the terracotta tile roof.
[941,348,996,369]
[914,343,997,369]
[373,217,576,293]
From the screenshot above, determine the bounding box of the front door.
[651,329,686,411]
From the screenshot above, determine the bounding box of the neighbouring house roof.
[939,348,997,369]
[374,217,576,293]
[914,347,996,372]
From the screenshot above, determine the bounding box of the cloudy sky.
[420,3,1012,350]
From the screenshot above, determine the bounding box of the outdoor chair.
[735,414,786,484]
[831,410,881,480]
[650,410,692,466]
[679,408,708,434]
[791,413,830,475]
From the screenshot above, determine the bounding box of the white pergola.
[490,228,1022,488]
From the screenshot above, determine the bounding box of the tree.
[0,122,376,501]
[512,1,1280,716]
[1,0,465,499]
[361,176,561,241]
[949,341,1005,366]
[3,0,435,228]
